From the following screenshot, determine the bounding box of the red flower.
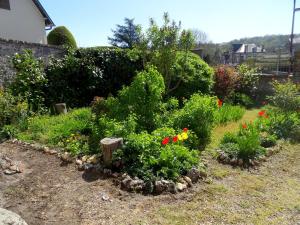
[217,99,223,108]
[173,136,178,142]
[162,137,170,145]
[242,123,247,129]
[183,128,188,133]
[258,110,266,117]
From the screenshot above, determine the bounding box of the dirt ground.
[0,141,299,225]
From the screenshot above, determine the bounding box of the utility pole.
[290,0,300,74]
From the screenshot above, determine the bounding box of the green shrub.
[172,52,214,99]
[259,132,277,148]
[11,50,47,112]
[236,64,259,96]
[17,108,92,148]
[47,26,77,48]
[45,47,143,108]
[119,130,199,180]
[214,104,245,125]
[0,89,28,130]
[220,122,265,161]
[105,66,165,131]
[267,80,300,112]
[228,93,254,108]
[265,109,300,140]
[171,94,217,148]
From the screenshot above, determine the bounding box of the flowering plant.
[162,128,189,145]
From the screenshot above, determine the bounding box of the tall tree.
[191,29,210,46]
[134,13,195,94]
[108,18,141,48]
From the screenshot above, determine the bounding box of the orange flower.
[258,110,266,117]
[162,137,170,145]
[217,99,223,108]
[183,128,188,133]
[242,123,247,129]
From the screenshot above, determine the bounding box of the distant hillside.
[227,34,299,52]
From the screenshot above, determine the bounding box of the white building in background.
[0,0,54,44]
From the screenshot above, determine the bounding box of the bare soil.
[0,141,299,225]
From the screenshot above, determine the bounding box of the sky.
[40,0,299,47]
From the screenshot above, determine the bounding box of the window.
[0,0,10,10]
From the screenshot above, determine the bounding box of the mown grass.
[146,143,300,225]
[208,108,260,151]
[16,108,92,146]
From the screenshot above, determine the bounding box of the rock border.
[5,139,208,195]
[216,143,283,167]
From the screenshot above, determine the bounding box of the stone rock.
[130,179,144,192]
[111,172,120,178]
[60,152,72,163]
[154,180,167,194]
[143,181,154,194]
[84,163,94,171]
[4,170,17,175]
[0,208,28,225]
[187,167,200,183]
[121,176,133,191]
[103,169,112,176]
[77,164,84,171]
[87,155,98,164]
[43,147,50,154]
[48,149,58,155]
[81,155,89,163]
[230,158,238,165]
[75,159,83,166]
[183,176,193,187]
[176,182,187,192]
[167,181,177,194]
[238,159,243,166]
[218,152,226,161]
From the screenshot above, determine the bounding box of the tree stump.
[55,103,67,114]
[100,137,123,167]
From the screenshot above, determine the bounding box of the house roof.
[32,0,55,27]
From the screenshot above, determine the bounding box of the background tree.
[134,13,195,94]
[192,29,210,46]
[108,18,141,48]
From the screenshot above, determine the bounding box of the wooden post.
[55,103,67,114]
[100,138,123,167]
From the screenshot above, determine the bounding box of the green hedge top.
[47,26,77,48]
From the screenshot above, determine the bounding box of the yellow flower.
[177,134,183,141]
[181,132,188,140]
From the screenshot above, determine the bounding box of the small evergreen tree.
[47,26,77,48]
[108,18,141,48]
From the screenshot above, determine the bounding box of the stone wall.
[0,37,65,87]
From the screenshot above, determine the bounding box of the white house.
[0,0,54,44]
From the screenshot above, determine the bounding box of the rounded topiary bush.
[172,52,214,99]
[47,26,77,48]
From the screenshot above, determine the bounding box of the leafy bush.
[171,52,214,99]
[220,122,265,161]
[118,130,199,180]
[213,65,239,100]
[0,89,28,129]
[259,132,277,148]
[228,93,254,108]
[17,108,92,150]
[171,94,217,148]
[47,26,77,48]
[104,66,165,131]
[45,50,102,107]
[267,80,300,112]
[45,47,143,108]
[236,64,259,96]
[214,104,245,124]
[11,50,47,112]
[263,109,300,140]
